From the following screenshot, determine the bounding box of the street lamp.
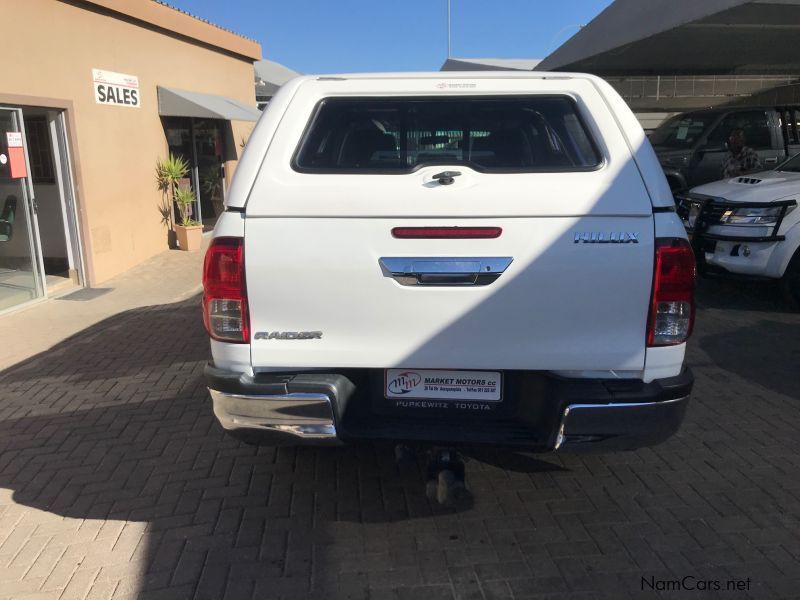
[447,0,451,58]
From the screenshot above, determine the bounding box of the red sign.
[5,132,26,179]
[8,147,26,179]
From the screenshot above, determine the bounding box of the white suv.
[675,160,800,303]
[202,72,695,452]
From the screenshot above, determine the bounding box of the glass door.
[163,117,226,231]
[193,119,225,230]
[0,107,43,312]
[163,116,199,228]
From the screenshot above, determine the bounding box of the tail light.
[202,237,249,343]
[647,238,696,347]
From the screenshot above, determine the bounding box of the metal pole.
[447,0,451,58]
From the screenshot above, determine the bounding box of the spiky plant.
[155,154,191,227]
[174,187,200,226]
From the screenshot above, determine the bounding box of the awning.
[157,86,261,121]
[254,60,300,101]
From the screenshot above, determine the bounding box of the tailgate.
[246,215,653,370]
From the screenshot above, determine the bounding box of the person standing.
[721,128,762,178]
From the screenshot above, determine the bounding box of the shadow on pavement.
[695,276,792,314]
[0,296,566,599]
[0,296,797,599]
[698,317,800,401]
[694,278,800,400]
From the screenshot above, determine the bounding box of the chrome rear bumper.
[210,389,340,445]
[555,395,689,451]
[206,365,692,451]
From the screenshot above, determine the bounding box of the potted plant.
[156,154,203,251]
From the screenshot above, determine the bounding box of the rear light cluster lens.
[647,238,696,347]
[202,237,249,343]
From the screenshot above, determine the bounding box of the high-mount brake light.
[391,227,502,239]
[647,238,696,347]
[202,237,249,343]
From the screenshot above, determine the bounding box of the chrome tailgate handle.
[379,257,513,286]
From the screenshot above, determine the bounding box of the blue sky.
[165,0,612,73]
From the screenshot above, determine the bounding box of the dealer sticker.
[385,369,501,402]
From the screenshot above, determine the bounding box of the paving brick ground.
[0,249,799,599]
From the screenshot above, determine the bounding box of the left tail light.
[647,238,696,347]
[202,237,249,343]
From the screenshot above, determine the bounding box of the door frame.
[0,104,45,311]
[0,93,95,288]
[0,100,89,314]
[50,110,86,287]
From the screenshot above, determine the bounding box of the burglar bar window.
[24,117,56,185]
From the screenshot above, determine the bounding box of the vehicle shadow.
[690,277,800,400]
[1,293,796,598]
[0,296,574,600]
[695,276,791,313]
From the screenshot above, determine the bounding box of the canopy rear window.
[293,96,602,173]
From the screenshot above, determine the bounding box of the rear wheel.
[780,250,800,308]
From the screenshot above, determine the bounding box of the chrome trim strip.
[266,424,338,439]
[380,257,513,286]
[380,256,513,274]
[554,396,688,450]
[215,392,328,403]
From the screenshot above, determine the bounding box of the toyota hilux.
[202,72,695,453]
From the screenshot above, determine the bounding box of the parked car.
[651,106,800,191]
[675,155,800,303]
[202,72,695,454]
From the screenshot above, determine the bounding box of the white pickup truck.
[202,72,695,453]
[675,159,800,304]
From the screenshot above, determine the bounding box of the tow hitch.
[396,444,468,506]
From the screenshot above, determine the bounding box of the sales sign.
[92,69,140,108]
[5,132,22,147]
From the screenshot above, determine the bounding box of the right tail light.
[647,238,696,347]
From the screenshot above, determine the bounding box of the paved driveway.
[0,278,799,599]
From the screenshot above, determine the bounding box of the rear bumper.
[206,365,692,452]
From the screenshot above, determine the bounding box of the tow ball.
[396,444,468,505]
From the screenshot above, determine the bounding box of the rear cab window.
[293,96,602,173]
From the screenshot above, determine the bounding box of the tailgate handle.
[379,257,513,286]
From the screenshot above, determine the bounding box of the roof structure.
[80,0,261,61]
[441,57,542,71]
[539,0,800,75]
[254,59,301,97]
[151,1,258,43]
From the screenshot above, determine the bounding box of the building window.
[24,117,56,185]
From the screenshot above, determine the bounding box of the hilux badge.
[574,232,639,244]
